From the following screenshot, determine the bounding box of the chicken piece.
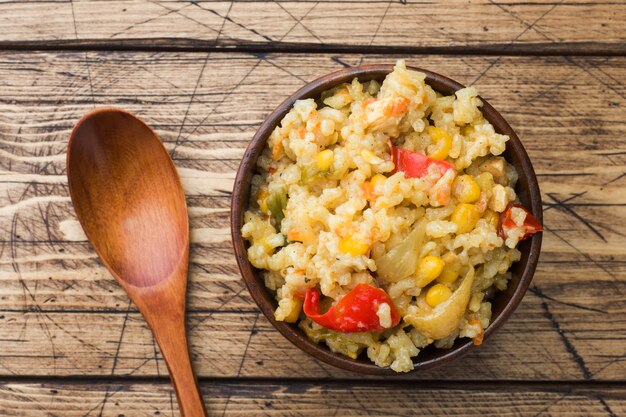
[365,97,409,136]
[478,157,512,185]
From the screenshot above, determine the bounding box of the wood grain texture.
[0,52,624,381]
[2,1,625,414]
[0,380,625,417]
[0,1,624,53]
[0,295,623,380]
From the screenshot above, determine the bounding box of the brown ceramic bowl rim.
[231,65,543,375]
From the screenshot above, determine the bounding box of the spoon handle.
[151,310,207,417]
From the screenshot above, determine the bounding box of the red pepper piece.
[303,284,400,333]
[498,203,543,241]
[390,142,454,178]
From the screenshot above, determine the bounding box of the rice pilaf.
[241,60,541,372]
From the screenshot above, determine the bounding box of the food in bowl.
[241,60,542,372]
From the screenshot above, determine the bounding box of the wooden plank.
[0,52,624,380]
[0,380,624,417]
[0,1,624,53]
[0,286,624,380]
[0,52,624,311]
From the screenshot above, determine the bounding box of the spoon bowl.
[68,109,188,288]
[67,108,207,416]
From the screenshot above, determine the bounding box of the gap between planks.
[1,376,625,392]
[0,39,624,57]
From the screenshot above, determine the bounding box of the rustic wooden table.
[0,1,625,416]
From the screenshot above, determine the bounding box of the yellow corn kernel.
[453,175,481,203]
[417,255,445,285]
[370,173,387,189]
[441,251,458,266]
[427,126,453,160]
[484,209,499,228]
[338,236,369,256]
[426,283,453,307]
[451,203,480,233]
[438,252,460,283]
[361,149,384,165]
[257,189,269,214]
[283,297,303,323]
[315,149,334,171]
[475,172,495,192]
[437,268,459,284]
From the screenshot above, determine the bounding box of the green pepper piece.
[300,166,320,185]
[266,188,287,228]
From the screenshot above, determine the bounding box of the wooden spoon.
[67,107,207,417]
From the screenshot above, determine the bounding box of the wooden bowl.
[230,65,543,375]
